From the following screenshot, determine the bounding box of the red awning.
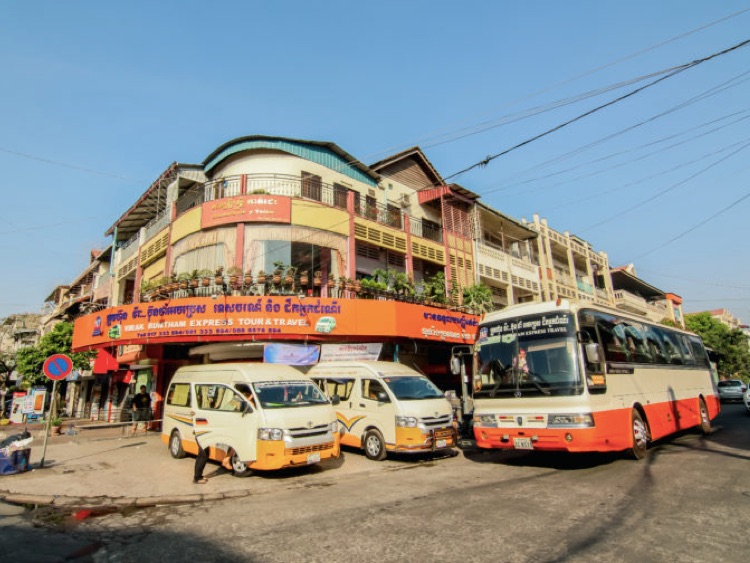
[92,348,119,374]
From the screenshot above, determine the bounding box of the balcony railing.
[143,209,170,241]
[410,220,442,243]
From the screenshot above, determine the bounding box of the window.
[387,204,402,229]
[362,379,389,401]
[195,384,237,411]
[320,378,354,401]
[166,383,191,407]
[333,183,348,210]
[301,172,322,202]
[364,195,378,221]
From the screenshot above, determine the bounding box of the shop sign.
[319,343,383,361]
[202,194,291,228]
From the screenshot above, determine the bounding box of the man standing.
[131,385,151,436]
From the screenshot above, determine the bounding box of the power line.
[442,37,750,182]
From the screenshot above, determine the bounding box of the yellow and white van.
[307,361,456,460]
[161,363,340,476]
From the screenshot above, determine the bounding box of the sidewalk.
[0,422,402,510]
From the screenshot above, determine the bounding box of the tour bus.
[470,300,719,459]
[162,363,340,476]
[307,361,456,460]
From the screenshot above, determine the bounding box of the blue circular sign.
[43,354,73,381]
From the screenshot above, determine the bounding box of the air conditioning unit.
[368,188,376,197]
[400,194,411,207]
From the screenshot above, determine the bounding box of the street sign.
[43,354,73,381]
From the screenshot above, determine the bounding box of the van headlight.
[258,427,284,441]
[330,420,339,432]
[473,414,498,428]
[547,413,594,428]
[395,416,418,428]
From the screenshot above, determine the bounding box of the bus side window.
[598,323,628,362]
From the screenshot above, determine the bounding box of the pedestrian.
[194,435,209,484]
[131,385,151,436]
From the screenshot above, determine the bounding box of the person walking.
[131,385,151,436]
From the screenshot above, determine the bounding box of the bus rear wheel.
[629,409,649,460]
[697,398,711,434]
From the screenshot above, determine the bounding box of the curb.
[0,489,252,509]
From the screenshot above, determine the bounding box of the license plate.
[513,437,533,450]
[436,439,447,448]
[307,452,321,464]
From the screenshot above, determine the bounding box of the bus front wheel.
[629,409,649,460]
[169,430,186,459]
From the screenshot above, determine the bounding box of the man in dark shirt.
[131,385,151,435]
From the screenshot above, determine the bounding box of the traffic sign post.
[40,354,73,468]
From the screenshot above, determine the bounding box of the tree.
[15,322,95,386]
[684,313,750,380]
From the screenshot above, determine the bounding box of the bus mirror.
[330,394,341,406]
[585,343,602,363]
[450,356,461,375]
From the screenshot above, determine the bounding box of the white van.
[307,361,456,461]
[161,363,340,476]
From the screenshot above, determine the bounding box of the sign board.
[43,354,73,381]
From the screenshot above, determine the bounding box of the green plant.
[462,283,494,315]
[226,266,242,276]
[176,272,192,282]
[427,272,447,304]
[51,417,62,427]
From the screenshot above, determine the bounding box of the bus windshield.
[382,376,444,400]
[253,381,329,408]
[475,312,582,398]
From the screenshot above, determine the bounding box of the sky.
[1,2,749,323]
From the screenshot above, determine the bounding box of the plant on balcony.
[198,269,213,287]
[189,270,200,289]
[299,270,309,286]
[177,272,191,290]
[256,269,266,285]
[272,260,285,285]
[243,270,253,286]
[284,267,296,286]
[214,267,225,285]
[392,271,414,297]
[313,271,322,286]
[227,266,242,287]
[462,283,493,316]
[427,272,447,305]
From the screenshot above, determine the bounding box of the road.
[2,404,749,562]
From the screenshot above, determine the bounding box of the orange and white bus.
[471,300,719,459]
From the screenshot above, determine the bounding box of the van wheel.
[169,430,186,459]
[363,429,387,461]
[229,454,252,477]
[629,409,648,460]
[697,398,711,434]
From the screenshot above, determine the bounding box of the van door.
[353,378,394,444]
[193,381,257,462]
[316,377,358,448]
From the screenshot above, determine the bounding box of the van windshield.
[382,376,444,401]
[253,381,329,409]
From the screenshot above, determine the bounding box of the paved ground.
[0,422,433,509]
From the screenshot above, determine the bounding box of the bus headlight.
[473,414,498,428]
[395,416,418,428]
[258,427,284,440]
[547,413,594,428]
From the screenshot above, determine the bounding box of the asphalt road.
[2,403,749,562]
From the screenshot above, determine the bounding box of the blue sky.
[1,2,749,323]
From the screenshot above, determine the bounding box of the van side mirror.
[241,403,253,417]
[376,391,390,403]
[330,394,341,405]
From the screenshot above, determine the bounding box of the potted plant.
[243,270,253,286]
[227,266,242,287]
[196,269,212,287]
[189,270,200,289]
[257,269,266,285]
[284,266,296,286]
[50,417,63,435]
[272,260,284,285]
[463,283,494,316]
[313,271,322,286]
[299,270,309,286]
[214,267,225,285]
[177,272,191,290]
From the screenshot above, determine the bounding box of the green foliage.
[426,271,447,303]
[685,313,750,380]
[462,283,494,315]
[15,322,96,385]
